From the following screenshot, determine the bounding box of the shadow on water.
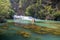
[0,34,28,40]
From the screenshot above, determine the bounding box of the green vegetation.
[25,0,60,20]
[25,2,57,20]
[0,0,60,20]
[0,0,60,40]
[0,0,11,18]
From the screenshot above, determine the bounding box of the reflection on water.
[0,21,60,40]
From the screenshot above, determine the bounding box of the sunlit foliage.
[0,0,11,15]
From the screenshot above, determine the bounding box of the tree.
[0,0,11,22]
[0,0,11,17]
[10,0,38,15]
[10,0,20,15]
[0,0,10,14]
[9,0,60,20]
[25,0,56,20]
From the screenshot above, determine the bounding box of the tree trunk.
[10,0,37,16]
[10,0,24,15]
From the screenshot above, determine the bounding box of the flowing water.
[0,20,60,40]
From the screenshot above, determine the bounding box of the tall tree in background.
[0,0,11,16]
[10,0,20,15]
[10,0,36,15]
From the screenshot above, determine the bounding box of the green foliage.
[0,0,14,18]
[0,0,60,20]
[38,5,56,19]
[19,0,27,8]
[25,3,40,18]
[25,0,60,19]
[53,11,60,17]
[0,0,11,14]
